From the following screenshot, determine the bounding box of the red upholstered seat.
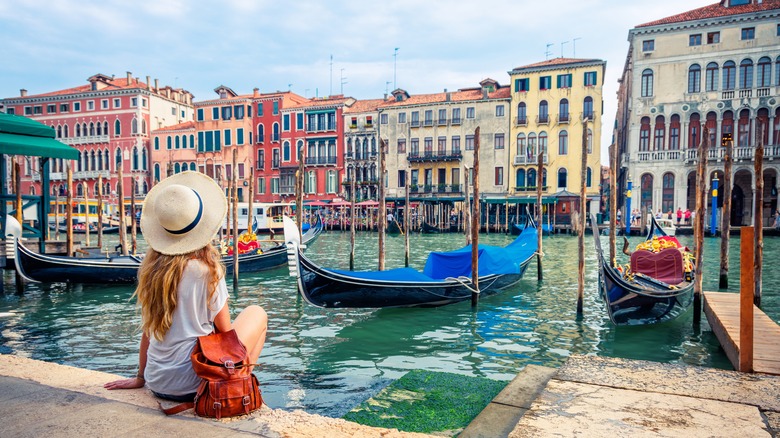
[630,248,684,284]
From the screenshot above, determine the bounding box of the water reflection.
[1,231,775,418]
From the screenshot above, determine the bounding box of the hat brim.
[140,171,227,255]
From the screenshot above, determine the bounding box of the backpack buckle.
[224,359,235,374]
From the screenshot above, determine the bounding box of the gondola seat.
[630,248,684,284]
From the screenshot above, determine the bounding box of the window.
[559,99,569,121]
[466,107,475,119]
[438,109,447,123]
[584,71,597,86]
[689,34,702,46]
[514,78,529,92]
[688,64,701,93]
[283,141,290,161]
[73,102,81,111]
[131,98,138,107]
[296,113,303,130]
[494,167,503,186]
[87,101,94,110]
[741,27,755,40]
[272,122,279,141]
[558,130,568,155]
[398,112,407,123]
[196,108,204,121]
[212,107,219,120]
[528,133,537,157]
[465,135,474,150]
[587,167,593,187]
[257,124,265,143]
[60,103,69,112]
[397,138,406,153]
[639,117,651,151]
[722,61,736,90]
[452,136,460,152]
[654,116,665,150]
[739,59,753,89]
[642,40,654,51]
[424,137,433,153]
[411,111,420,126]
[101,99,108,109]
[113,98,121,108]
[557,74,572,88]
[221,106,232,120]
[272,101,279,115]
[662,173,674,212]
[411,138,419,154]
[669,114,681,150]
[234,105,244,120]
[495,105,505,117]
[538,100,548,123]
[689,113,701,148]
[583,97,593,119]
[424,110,433,125]
[46,104,55,113]
[757,57,772,87]
[380,113,388,124]
[257,102,264,116]
[557,168,567,190]
[517,133,526,157]
[539,76,552,90]
[705,62,719,91]
[707,31,720,44]
[494,133,505,149]
[154,138,160,150]
[283,114,290,131]
[641,69,653,97]
[5,108,13,115]
[538,131,547,155]
[237,128,244,145]
[776,56,780,86]
[114,119,121,136]
[224,129,232,146]
[438,136,446,153]
[32,106,42,114]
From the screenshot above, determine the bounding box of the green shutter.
[237,128,244,145]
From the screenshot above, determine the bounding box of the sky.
[0,0,717,162]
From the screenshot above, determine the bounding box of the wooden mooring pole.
[247,166,254,234]
[130,184,137,254]
[66,165,74,256]
[536,149,543,280]
[97,175,104,250]
[404,184,410,267]
[117,162,127,255]
[349,168,356,270]
[577,118,588,316]
[609,142,617,265]
[719,137,733,289]
[753,128,763,307]
[693,127,710,326]
[231,148,239,291]
[739,226,754,372]
[83,184,90,248]
[378,139,387,271]
[471,127,480,307]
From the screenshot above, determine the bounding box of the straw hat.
[141,171,226,255]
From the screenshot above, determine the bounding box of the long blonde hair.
[135,245,224,341]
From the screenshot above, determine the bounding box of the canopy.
[0,113,78,159]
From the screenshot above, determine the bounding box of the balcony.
[437,118,448,126]
[722,90,735,99]
[557,114,569,124]
[410,120,420,128]
[423,119,433,127]
[451,118,462,125]
[72,170,111,180]
[342,178,379,186]
[757,87,771,97]
[272,159,280,169]
[257,135,265,143]
[637,150,683,162]
[583,112,594,121]
[304,156,338,166]
[739,89,752,98]
[513,154,548,165]
[515,117,528,126]
[684,144,780,162]
[271,133,280,142]
[256,161,265,170]
[536,115,549,125]
[61,135,110,145]
[279,185,295,195]
[407,150,463,162]
[514,185,549,192]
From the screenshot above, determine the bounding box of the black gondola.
[591,213,694,326]
[421,222,440,233]
[284,216,538,308]
[15,216,323,284]
[387,218,403,235]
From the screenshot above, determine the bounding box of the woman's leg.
[233,305,268,366]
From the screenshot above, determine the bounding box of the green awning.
[485,196,556,204]
[0,113,79,159]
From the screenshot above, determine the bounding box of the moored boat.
[284,216,537,308]
[591,214,694,325]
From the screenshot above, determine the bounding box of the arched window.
[527,168,537,187]
[175,136,180,149]
[528,133,537,158]
[131,118,138,135]
[297,140,304,160]
[97,150,103,170]
[587,129,593,154]
[82,123,87,136]
[190,163,196,171]
[583,96,593,119]
[669,114,681,150]
[89,122,95,136]
[517,133,526,158]
[182,135,187,149]
[739,59,753,89]
[653,115,665,150]
[76,124,81,137]
[103,121,108,136]
[774,108,780,146]
[538,131,547,155]
[539,100,548,123]
[722,110,734,144]
[757,108,769,146]
[189,134,194,148]
[516,168,526,188]
[557,168,567,190]
[757,57,771,87]
[640,173,653,212]
[272,122,279,141]
[104,149,110,171]
[141,119,147,135]
[114,119,121,136]
[166,136,172,149]
[154,163,160,182]
[142,147,147,170]
[64,124,69,138]
[689,113,701,148]
[257,124,265,143]
[688,64,701,93]
[558,130,568,155]
[133,147,139,170]
[57,125,62,138]
[559,99,569,121]
[776,56,780,86]
[722,61,736,90]
[96,122,102,136]
[662,173,675,212]
[639,116,651,151]
[90,151,96,170]
[517,102,527,124]
[706,112,718,147]
[641,69,653,97]
[586,167,592,187]
[283,141,291,161]
[76,184,83,197]
[142,181,148,194]
[154,138,159,150]
[738,108,751,147]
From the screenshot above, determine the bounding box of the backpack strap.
[159,401,194,416]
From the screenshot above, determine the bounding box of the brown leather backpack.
[161,329,263,419]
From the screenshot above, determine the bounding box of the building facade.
[1,72,194,204]
[343,98,385,201]
[508,58,606,218]
[617,0,780,225]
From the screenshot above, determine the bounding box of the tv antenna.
[340,69,347,95]
[545,43,553,60]
[573,37,582,57]
[561,41,569,58]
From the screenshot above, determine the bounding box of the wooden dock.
[704,291,780,375]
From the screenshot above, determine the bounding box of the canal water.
[0,230,777,418]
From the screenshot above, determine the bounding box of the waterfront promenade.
[1,353,777,437]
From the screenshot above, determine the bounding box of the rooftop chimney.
[253,88,259,98]
[126,71,132,82]
[154,79,159,93]
[20,89,27,97]
[146,76,151,91]
[482,88,488,99]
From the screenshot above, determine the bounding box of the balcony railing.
[437,118,448,126]
[513,154,548,165]
[637,150,683,162]
[61,135,110,145]
[739,89,752,98]
[514,185,549,192]
[684,144,780,162]
[757,87,771,97]
[304,156,338,165]
[423,119,433,127]
[410,184,462,194]
[451,118,462,125]
[516,117,527,126]
[342,178,379,186]
[272,159,280,169]
[256,161,265,170]
[257,135,264,143]
[271,133,280,142]
[536,115,549,125]
[410,120,420,127]
[722,90,735,99]
[407,150,463,162]
[557,114,569,123]
[72,170,111,179]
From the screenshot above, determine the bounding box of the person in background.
[104,172,267,402]
[676,207,683,225]
[656,209,663,219]
[667,209,673,220]
[684,208,692,225]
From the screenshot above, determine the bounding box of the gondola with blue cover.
[591,213,694,325]
[284,216,538,308]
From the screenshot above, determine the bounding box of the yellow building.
[508,58,606,217]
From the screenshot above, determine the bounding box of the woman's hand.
[104,377,145,390]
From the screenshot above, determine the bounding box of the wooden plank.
[704,291,780,375]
